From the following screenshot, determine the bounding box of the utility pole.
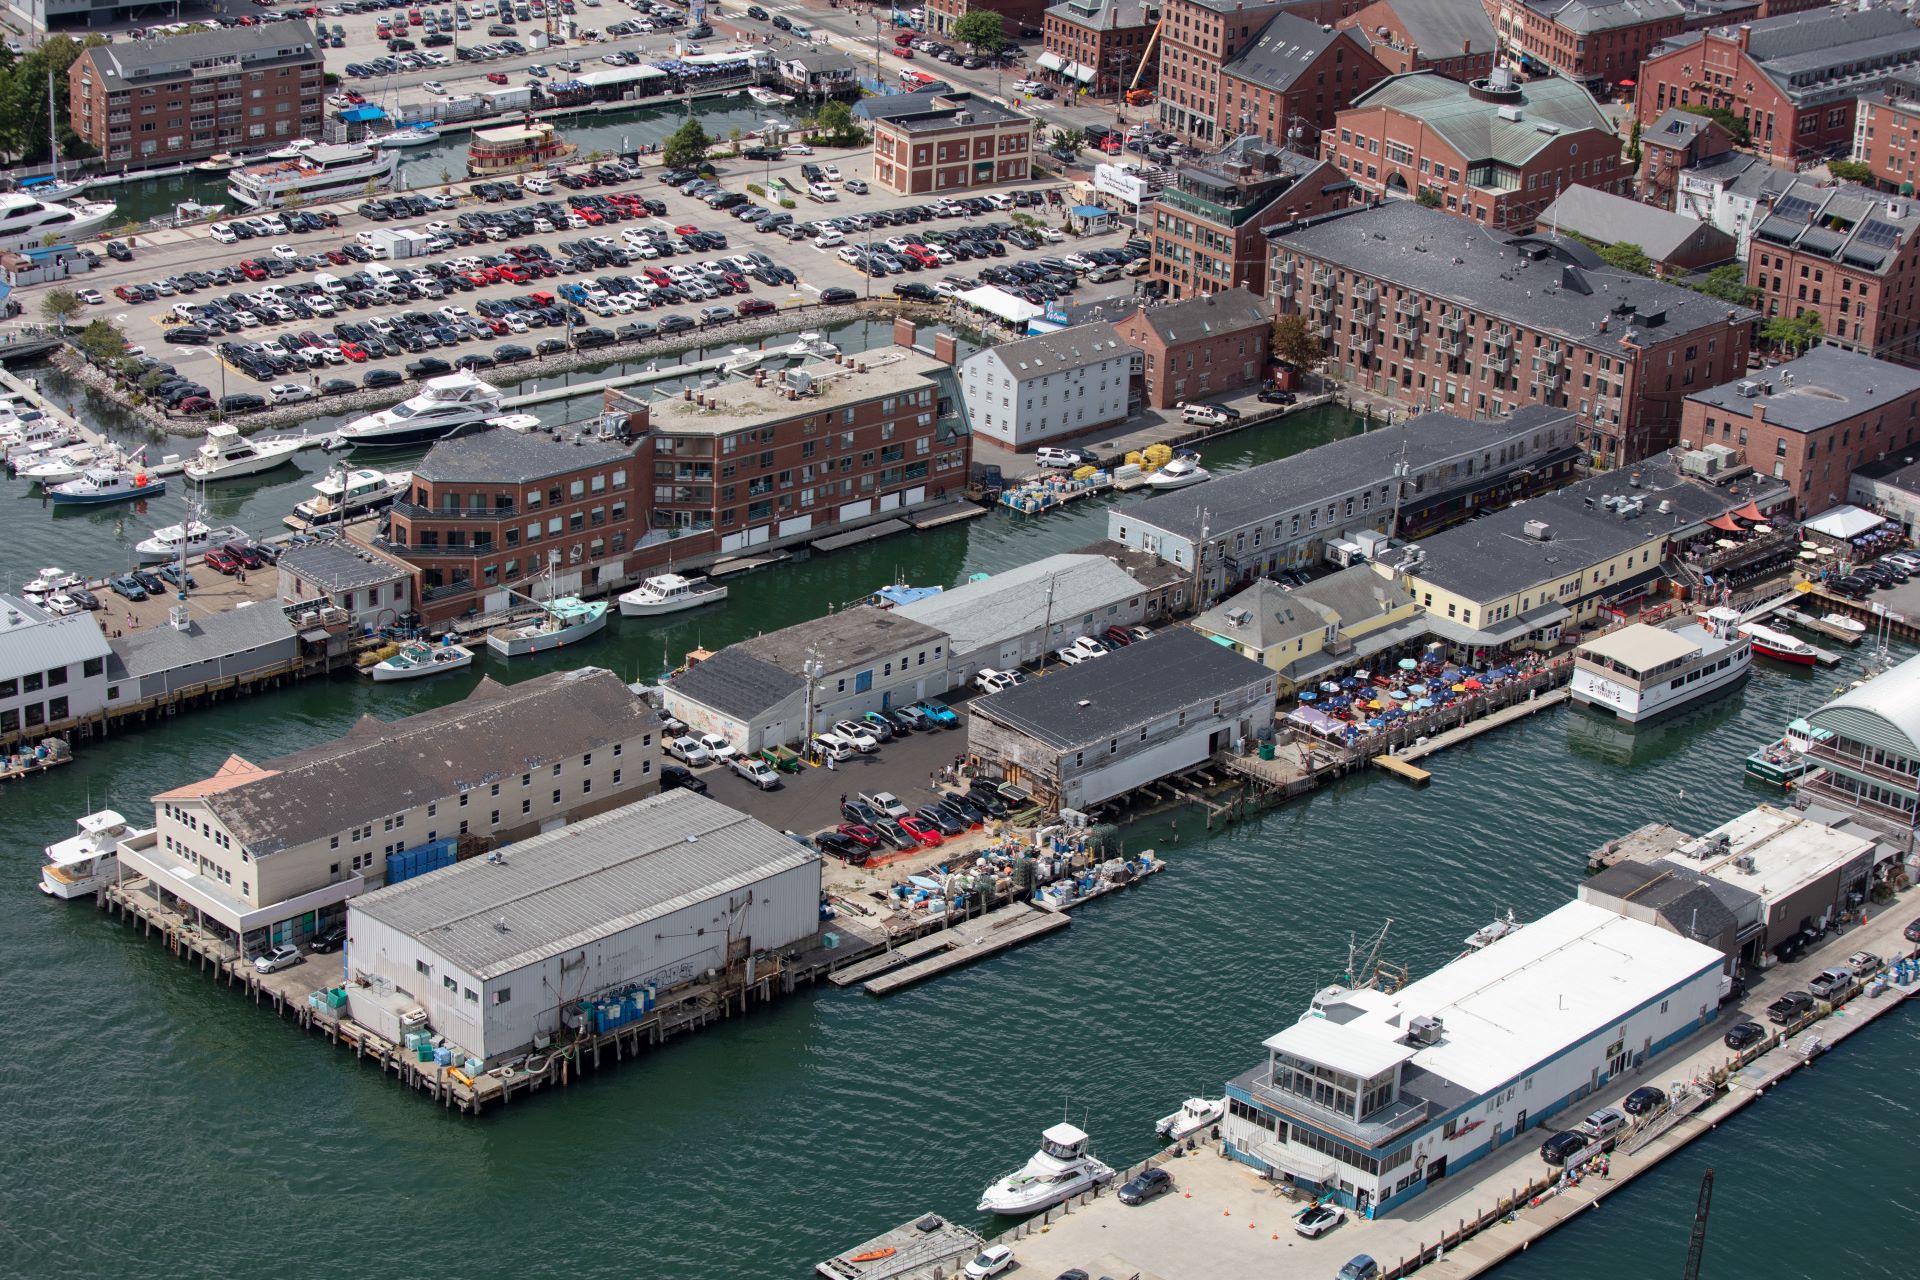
[1188,507,1209,614]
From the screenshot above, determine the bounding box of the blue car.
[909,700,958,728]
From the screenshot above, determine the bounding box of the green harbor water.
[1,366,1914,1278]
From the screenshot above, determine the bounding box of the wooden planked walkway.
[860,905,1071,997]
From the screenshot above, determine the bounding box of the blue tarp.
[340,104,387,122]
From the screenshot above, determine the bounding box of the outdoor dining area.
[1283,644,1549,749]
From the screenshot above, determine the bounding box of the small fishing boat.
[486,596,609,657]
[617,572,727,617]
[39,809,130,899]
[1743,621,1818,666]
[50,465,165,506]
[748,86,795,106]
[1821,612,1867,635]
[368,638,476,682]
[1143,455,1210,490]
[1154,1097,1224,1141]
[1745,717,1834,787]
[21,566,81,599]
[977,1123,1114,1216]
[134,520,249,563]
[1464,908,1522,950]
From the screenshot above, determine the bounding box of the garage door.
[878,491,901,513]
[838,498,872,522]
[779,513,813,538]
[903,485,926,505]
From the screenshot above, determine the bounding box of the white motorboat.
[976,1123,1114,1216]
[1144,456,1211,490]
[229,142,397,210]
[1742,621,1819,666]
[184,424,307,483]
[22,566,81,599]
[3,420,77,463]
[368,638,476,681]
[266,138,319,161]
[617,572,727,617]
[134,520,249,563]
[194,153,244,172]
[486,596,609,658]
[0,189,118,255]
[748,86,794,106]
[372,125,441,148]
[1820,612,1867,635]
[722,345,771,374]
[40,809,130,899]
[1464,908,1522,951]
[330,372,505,448]
[14,443,111,488]
[781,330,839,360]
[295,468,411,524]
[49,465,166,507]
[488,412,545,433]
[1155,1098,1224,1141]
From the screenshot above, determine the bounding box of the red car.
[486,72,510,84]
[203,549,242,575]
[673,224,700,237]
[643,266,673,286]
[837,823,881,849]
[890,44,914,58]
[339,342,367,362]
[325,249,349,264]
[237,260,270,281]
[737,298,775,316]
[898,816,943,846]
[497,265,529,284]
[114,285,144,302]
[527,289,556,305]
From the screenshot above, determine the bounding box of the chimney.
[934,332,958,365]
[1735,23,1751,51]
[893,316,918,347]
[1752,403,1766,424]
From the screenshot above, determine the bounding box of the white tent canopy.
[956,286,1044,324]
[1803,504,1887,540]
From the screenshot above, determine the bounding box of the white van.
[313,272,348,296]
[365,262,400,290]
[1035,446,1086,469]
[811,732,854,762]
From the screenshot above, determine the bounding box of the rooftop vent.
[1407,1014,1445,1046]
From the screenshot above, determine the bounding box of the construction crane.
[1682,1168,1714,1280]
[1126,15,1165,105]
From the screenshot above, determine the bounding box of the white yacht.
[976,1123,1114,1216]
[1154,1098,1224,1142]
[330,372,505,448]
[183,424,307,483]
[135,519,249,563]
[14,443,111,488]
[1144,456,1210,490]
[371,124,441,148]
[21,566,81,600]
[0,190,117,254]
[618,572,728,617]
[294,468,411,524]
[748,86,794,106]
[1571,610,1750,725]
[3,420,77,463]
[228,142,398,211]
[368,638,476,681]
[40,809,130,899]
[267,138,319,161]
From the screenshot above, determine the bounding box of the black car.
[1905,916,1920,943]
[1539,1132,1591,1166]
[1766,991,1814,1024]
[935,792,986,826]
[819,286,859,304]
[841,799,882,827]
[219,392,266,413]
[963,787,1009,818]
[1621,1086,1666,1116]
[813,830,862,860]
[1723,1020,1767,1050]
[660,764,709,795]
[1117,1167,1174,1205]
[131,569,165,595]
[536,337,570,355]
[1258,389,1298,405]
[771,12,791,27]
[1829,575,1873,600]
[915,805,965,836]
[364,368,404,388]
[308,923,349,954]
[658,313,696,334]
[494,343,533,363]
[406,357,452,379]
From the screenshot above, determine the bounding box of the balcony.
[1359,337,1376,355]
[1806,741,1920,791]
[1315,324,1332,342]
[1545,347,1564,368]
[1354,282,1378,305]
[1311,269,1332,288]
[1394,299,1420,322]
[1489,355,1512,374]
[1440,313,1465,335]
[1277,282,1297,300]
[1492,330,1513,351]
[1307,296,1331,316]
[1436,338,1462,357]
[392,500,521,522]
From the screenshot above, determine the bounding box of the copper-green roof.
[1350,72,1614,169]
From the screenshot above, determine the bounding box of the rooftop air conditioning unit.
[1736,379,1761,397]
[1523,519,1553,541]
[1407,1015,1445,1046]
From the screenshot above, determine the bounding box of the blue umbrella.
[1298,691,1317,702]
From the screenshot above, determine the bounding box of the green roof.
[1351,72,1613,170]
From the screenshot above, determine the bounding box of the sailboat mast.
[46,69,58,182]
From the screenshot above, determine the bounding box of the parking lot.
[78,151,1146,413]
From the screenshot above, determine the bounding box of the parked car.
[1905,916,1920,943]
[1294,1203,1346,1238]
[253,943,302,973]
[659,764,708,794]
[108,574,148,601]
[1845,949,1882,977]
[963,1245,1014,1279]
[667,735,712,766]
[975,668,1018,694]
[1807,966,1854,1001]
[1766,990,1814,1024]
[898,815,944,845]
[811,732,854,762]
[1723,1020,1767,1050]
[915,805,964,836]
[1539,1131,1594,1166]
[813,831,862,859]
[1576,1107,1627,1142]
[855,711,896,742]
[910,700,958,727]
[308,923,348,953]
[1621,1086,1666,1116]
[1337,1257,1380,1280]
[860,790,911,819]
[1117,1167,1174,1205]
[730,755,781,788]
[696,732,737,761]
[831,720,879,752]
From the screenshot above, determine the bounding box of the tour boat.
[368,638,476,681]
[1154,1098,1224,1142]
[330,372,505,448]
[184,424,307,483]
[228,142,398,210]
[486,596,609,658]
[372,124,441,148]
[466,121,577,178]
[1570,607,1751,724]
[39,809,130,900]
[294,468,411,524]
[1745,717,1834,787]
[1743,622,1819,666]
[976,1123,1114,1216]
[0,189,118,254]
[1143,455,1210,490]
[618,572,728,617]
[135,520,249,563]
[50,465,165,506]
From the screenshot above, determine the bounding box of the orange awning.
[1708,513,1744,531]
[1735,501,1768,522]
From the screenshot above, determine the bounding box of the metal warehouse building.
[345,790,821,1064]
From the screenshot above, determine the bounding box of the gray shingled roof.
[666,646,804,720]
[1269,201,1759,356]
[1540,185,1735,264]
[736,604,947,676]
[1221,14,1346,94]
[973,325,1137,382]
[1653,8,1920,106]
[348,789,817,981]
[197,667,654,856]
[1678,150,1796,203]
[1520,0,1683,34]
[1585,858,1756,943]
[110,601,294,680]
[278,540,409,593]
[1686,345,1920,435]
[1046,0,1156,32]
[1357,0,1495,59]
[971,628,1271,750]
[413,425,635,485]
[1350,72,1611,169]
[92,22,321,80]
[1131,290,1273,345]
[1645,107,1714,147]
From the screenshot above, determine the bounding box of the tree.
[1050,127,1085,154]
[809,101,864,147]
[1596,241,1654,277]
[76,318,126,364]
[662,117,711,171]
[1691,263,1760,306]
[1415,187,1442,208]
[952,10,1005,55]
[1271,312,1323,376]
[1761,310,1823,355]
[40,288,81,332]
[1677,104,1749,148]
[1827,157,1874,184]
[280,187,306,210]
[1626,119,1642,165]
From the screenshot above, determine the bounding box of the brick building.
[1745,178,1920,368]
[865,92,1033,196]
[1150,135,1352,299]
[1636,7,1920,167]
[1638,106,1734,210]
[1852,72,1920,195]
[1266,200,1759,466]
[1337,0,1497,81]
[68,24,325,170]
[1112,289,1275,408]
[1682,346,1920,513]
[1155,0,1366,143]
[925,0,1051,40]
[1323,70,1631,232]
[1216,13,1386,151]
[1040,0,1161,99]
[1490,0,1688,89]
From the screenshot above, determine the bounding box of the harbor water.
[0,369,1912,1275]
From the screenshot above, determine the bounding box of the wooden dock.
[812,518,910,553]
[815,1213,985,1280]
[709,550,793,578]
[853,904,1072,997]
[1373,755,1433,785]
[1394,687,1571,764]
[907,499,987,530]
[1775,606,1864,646]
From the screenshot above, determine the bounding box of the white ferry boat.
[0,190,117,254]
[295,468,410,524]
[135,519,249,563]
[228,142,398,211]
[1570,609,1750,724]
[617,572,727,617]
[976,1123,1114,1216]
[330,372,505,448]
[40,809,130,899]
[183,424,307,483]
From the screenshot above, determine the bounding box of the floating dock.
[1372,755,1433,785]
[708,550,793,578]
[907,499,987,530]
[1774,606,1864,646]
[815,1213,985,1280]
[812,518,910,553]
[849,904,1072,997]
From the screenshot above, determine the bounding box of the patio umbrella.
[1340,676,1358,689]
[1353,670,1370,680]
[1398,658,1418,670]
[1798,550,1819,561]
[1414,698,1434,710]
[1390,689,1408,700]
[1800,541,1821,551]
[1321,681,1341,693]
[1754,524,1773,534]
[1452,682,1467,692]
[1299,691,1317,702]
[1464,678,1483,691]
[1369,698,1385,710]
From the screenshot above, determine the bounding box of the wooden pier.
[907,500,988,530]
[812,518,910,553]
[1373,755,1433,785]
[1774,606,1864,646]
[815,1213,985,1280]
[844,904,1072,997]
